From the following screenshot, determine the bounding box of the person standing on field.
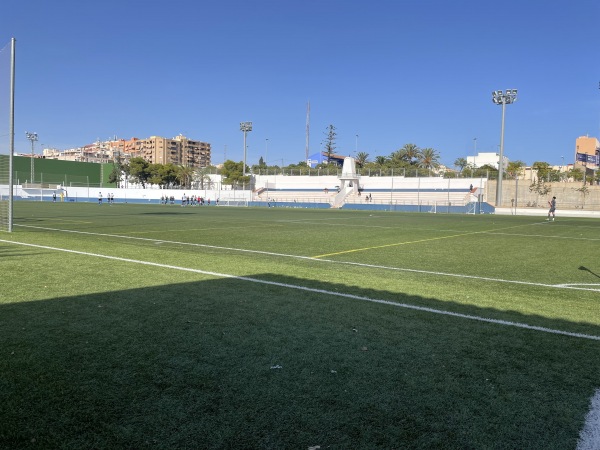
[547,196,556,221]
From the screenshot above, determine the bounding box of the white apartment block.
[467,152,508,170]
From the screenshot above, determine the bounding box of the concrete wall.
[488,180,600,210]
[254,175,485,193]
[5,185,252,203]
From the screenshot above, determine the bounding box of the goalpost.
[0,38,16,232]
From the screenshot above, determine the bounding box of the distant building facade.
[575,135,599,173]
[42,134,211,168]
[466,152,508,170]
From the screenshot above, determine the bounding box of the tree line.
[111,125,598,188]
[108,157,197,189]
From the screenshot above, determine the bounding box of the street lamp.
[25,131,38,183]
[492,89,518,207]
[240,122,252,176]
[561,156,564,181]
[355,134,359,154]
[265,138,269,171]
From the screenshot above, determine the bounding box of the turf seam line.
[12,225,600,293]
[2,238,600,342]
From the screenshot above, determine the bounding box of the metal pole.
[496,101,506,207]
[240,122,252,177]
[515,176,518,215]
[243,130,247,176]
[31,140,34,183]
[8,38,16,232]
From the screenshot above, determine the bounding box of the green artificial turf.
[0,202,599,449]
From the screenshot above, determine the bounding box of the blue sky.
[1,0,599,168]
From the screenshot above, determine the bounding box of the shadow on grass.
[1,274,599,449]
[580,265,600,279]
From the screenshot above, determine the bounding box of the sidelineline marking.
[486,231,600,242]
[11,225,600,293]
[557,284,600,288]
[1,238,600,342]
[312,223,534,258]
[282,221,600,241]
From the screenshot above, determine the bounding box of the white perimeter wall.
[254,175,486,191]
[2,185,252,202]
[2,176,486,200]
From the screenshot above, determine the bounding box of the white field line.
[577,389,600,450]
[557,284,600,288]
[280,220,600,241]
[483,231,600,242]
[13,224,600,293]
[2,237,600,343]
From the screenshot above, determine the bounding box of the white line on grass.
[2,238,600,342]
[12,224,600,293]
[485,232,600,242]
[557,284,600,288]
[577,389,600,450]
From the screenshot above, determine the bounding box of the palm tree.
[374,155,388,166]
[392,143,421,165]
[177,165,195,189]
[454,157,468,173]
[418,148,440,170]
[193,167,212,189]
[355,152,369,168]
[402,143,421,161]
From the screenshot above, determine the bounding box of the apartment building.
[575,135,599,169]
[43,135,211,169]
[119,134,211,168]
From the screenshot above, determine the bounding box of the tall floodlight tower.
[492,89,517,207]
[240,122,252,176]
[25,131,38,183]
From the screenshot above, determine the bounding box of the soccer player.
[547,196,556,221]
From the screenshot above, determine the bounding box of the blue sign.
[576,153,599,165]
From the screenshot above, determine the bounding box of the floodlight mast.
[25,131,38,184]
[491,89,517,207]
[240,122,252,176]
